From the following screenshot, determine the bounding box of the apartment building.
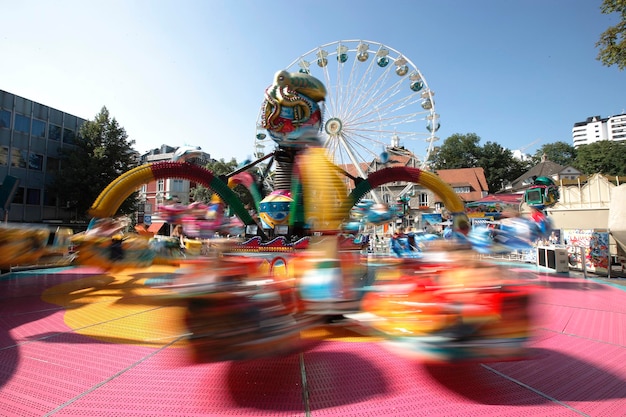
[137,145,210,233]
[572,113,626,147]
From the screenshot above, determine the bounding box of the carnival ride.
[0,46,555,365]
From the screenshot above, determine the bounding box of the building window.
[28,153,43,170]
[453,186,470,193]
[14,114,31,134]
[0,146,8,165]
[32,119,46,138]
[63,128,76,144]
[418,193,428,206]
[157,179,165,192]
[13,187,24,204]
[49,124,62,141]
[11,148,27,168]
[26,188,41,205]
[0,109,10,129]
[171,179,184,192]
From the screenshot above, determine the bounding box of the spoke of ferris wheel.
[341,135,389,163]
[337,50,377,116]
[344,129,432,144]
[337,70,399,120]
[340,91,426,127]
[337,134,382,203]
[331,44,381,117]
[317,51,395,118]
[344,108,430,131]
[347,65,407,109]
[323,60,421,127]
[359,75,406,112]
[344,132,389,152]
[330,131,387,165]
[399,182,416,196]
[330,139,385,166]
[338,61,394,117]
[345,130,429,163]
[342,90,426,126]
[343,118,432,137]
[318,56,345,118]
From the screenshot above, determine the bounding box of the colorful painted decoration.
[259,190,293,229]
[260,70,327,147]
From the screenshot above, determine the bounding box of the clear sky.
[2,0,624,163]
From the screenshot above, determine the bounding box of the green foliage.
[531,141,577,166]
[190,158,255,207]
[430,133,481,169]
[50,107,139,219]
[596,0,626,70]
[478,141,530,193]
[575,140,626,175]
[431,133,530,193]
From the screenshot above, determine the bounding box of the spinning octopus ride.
[2,64,548,365]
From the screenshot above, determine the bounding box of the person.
[549,231,559,245]
[171,224,185,249]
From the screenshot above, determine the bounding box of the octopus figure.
[261,70,327,142]
[258,70,328,237]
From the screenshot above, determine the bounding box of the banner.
[562,229,610,275]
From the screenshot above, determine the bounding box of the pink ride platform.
[1,265,625,417]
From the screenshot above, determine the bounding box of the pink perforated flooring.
[1,265,625,417]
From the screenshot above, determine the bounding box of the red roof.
[434,167,489,202]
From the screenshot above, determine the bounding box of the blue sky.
[1,0,624,163]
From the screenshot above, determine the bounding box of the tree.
[531,141,577,166]
[430,133,530,193]
[51,107,139,220]
[596,0,626,70]
[430,133,481,169]
[190,158,257,208]
[478,141,529,193]
[575,140,626,175]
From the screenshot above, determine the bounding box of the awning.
[468,193,523,205]
[147,222,166,235]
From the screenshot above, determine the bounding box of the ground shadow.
[0,331,20,388]
[537,279,606,291]
[423,347,626,404]
[223,350,388,411]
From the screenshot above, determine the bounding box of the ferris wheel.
[254,39,440,180]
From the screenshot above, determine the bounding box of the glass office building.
[0,89,86,224]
